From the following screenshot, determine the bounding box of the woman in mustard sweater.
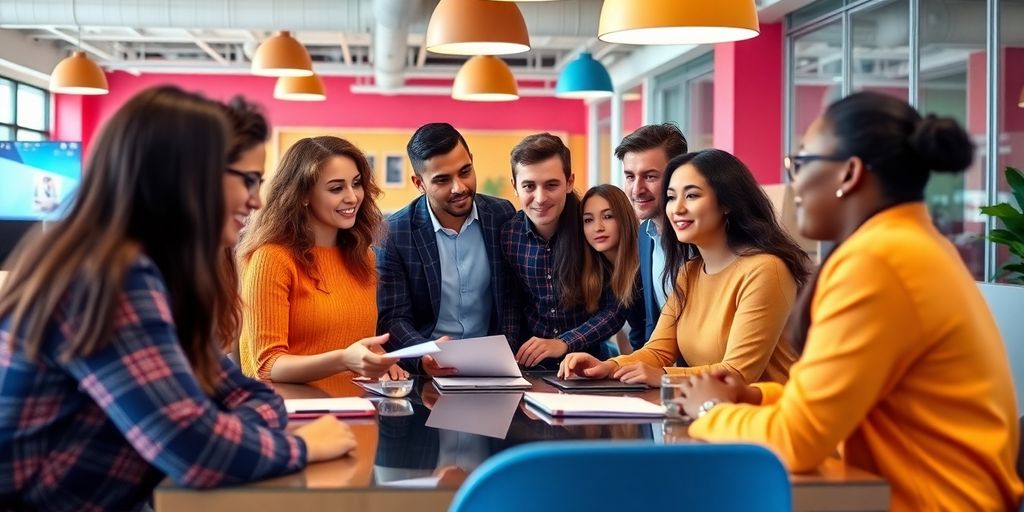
[681,92,1023,511]
[559,149,810,386]
[238,136,404,390]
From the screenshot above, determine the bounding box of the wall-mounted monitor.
[0,141,82,221]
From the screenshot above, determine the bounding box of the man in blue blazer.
[617,124,688,350]
[377,123,515,374]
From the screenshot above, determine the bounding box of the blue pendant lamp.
[555,52,613,99]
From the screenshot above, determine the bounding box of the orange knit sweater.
[239,244,377,392]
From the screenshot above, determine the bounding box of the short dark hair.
[406,123,470,174]
[509,132,571,182]
[614,123,688,162]
[221,96,269,165]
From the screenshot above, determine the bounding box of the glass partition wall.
[786,0,1016,282]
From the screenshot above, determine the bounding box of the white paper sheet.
[378,476,442,488]
[426,392,523,438]
[431,335,521,377]
[432,376,532,391]
[523,392,665,418]
[285,397,376,414]
[385,341,441,359]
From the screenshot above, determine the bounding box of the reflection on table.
[155,373,889,512]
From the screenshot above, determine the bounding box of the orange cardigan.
[689,203,1022,511]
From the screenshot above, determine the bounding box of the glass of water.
[660,374,689,418]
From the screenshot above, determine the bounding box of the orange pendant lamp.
[49,51,109,95]
[599,0,760,45]
[274,74,326,101]
[251,31,314,77]
[452,56,519,102]
[426,0,530,56]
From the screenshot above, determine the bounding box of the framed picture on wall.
[365,154,376,176]
[384,154,405,187]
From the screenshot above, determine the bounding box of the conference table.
[154,373,890,511]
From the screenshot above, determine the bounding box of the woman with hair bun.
[681,92,1022,511]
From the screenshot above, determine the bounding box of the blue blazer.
[627,218,662,349]
[376,194,516,366]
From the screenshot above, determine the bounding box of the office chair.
[449,441,790,512]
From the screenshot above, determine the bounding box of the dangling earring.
[835,189,844,199]
[304,202,309,206]
[724,217,730,232]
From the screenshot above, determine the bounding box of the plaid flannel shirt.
[500,211,626,358]
[0,255,306,511]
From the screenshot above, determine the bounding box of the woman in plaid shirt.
[0,86,354,511]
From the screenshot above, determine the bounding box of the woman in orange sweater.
[238,136,404,390]
[682,92,1023,511]
[559,149,810,386]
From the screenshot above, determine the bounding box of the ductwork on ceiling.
[0,0,605,90]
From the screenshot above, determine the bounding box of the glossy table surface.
[155,373,890,512]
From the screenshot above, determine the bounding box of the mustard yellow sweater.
[690,203,1023,511]
[239,244,377,392]
[612,253,797,384]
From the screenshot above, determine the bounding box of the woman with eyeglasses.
[559,149,810,387]
[683,92,1022,511]
[237,136,405,394]
[0,87,356,511]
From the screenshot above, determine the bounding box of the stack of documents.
[401,335,531,392]
[284,397,377,419]
[523,392,665,418]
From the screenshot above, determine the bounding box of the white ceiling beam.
[44,27,117,62]
[186,30,229,65]
[415,33,427,68]
[338,33,353,66]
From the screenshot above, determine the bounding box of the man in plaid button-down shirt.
[502,134,626,370]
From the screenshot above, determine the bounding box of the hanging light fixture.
[452,56,519,102]
[251,31,314,77]
[274,74,326,101]
[49,3,108,96]
[555,52,613,99]
[50,51,109,95]
[426,0,530,56]
[598,0,760,45]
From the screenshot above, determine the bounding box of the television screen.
[0,141,82,221]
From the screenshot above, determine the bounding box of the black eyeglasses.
[783,154,849,182]
[226,168,264,195]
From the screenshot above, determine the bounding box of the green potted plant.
[980,166,1024,284]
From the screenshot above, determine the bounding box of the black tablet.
[542,376,648,392]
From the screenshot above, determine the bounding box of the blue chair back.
[449,441,791,512]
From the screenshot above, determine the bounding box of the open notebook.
[284,397,377,419]
[524,392,665,418]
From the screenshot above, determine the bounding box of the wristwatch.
[697,399,722,419]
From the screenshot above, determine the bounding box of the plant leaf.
[1007,167,1024,210]
[988,230,1024,257]
[980,202,1024,240]
[1002,263,1024,275]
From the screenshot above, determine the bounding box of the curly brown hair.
[237,136,383,284]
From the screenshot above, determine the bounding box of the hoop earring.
[835,190,844,199]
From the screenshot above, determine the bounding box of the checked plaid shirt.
[0,255,305,511]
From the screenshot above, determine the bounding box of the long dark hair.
[789,92,973,352]
[0,86,232,393]
[581,185,639,313]
[219,96,269,349]
[238,136,384,284]
[510,133,585,309]
[659,149,811,311]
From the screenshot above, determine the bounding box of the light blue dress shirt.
[427,201,492,340]
[647,220,668,309]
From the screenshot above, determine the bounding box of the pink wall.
[622,86,643,134]
[714,23,784,184]
[59,73,588,153]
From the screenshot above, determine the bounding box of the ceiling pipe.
[373,0,421,90]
